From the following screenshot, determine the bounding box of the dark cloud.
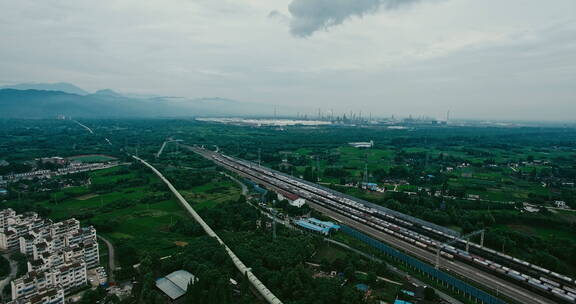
[287,0,421,37]
[268,10,290,24]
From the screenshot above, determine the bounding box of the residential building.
[0,209,100,303]
[7,286,64,304]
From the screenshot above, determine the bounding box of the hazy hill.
[91,89,124,98]
[0,88,276,118]
[1,82,88,95]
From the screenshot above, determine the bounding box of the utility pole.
[435,229,485,269]
[316,156,320,182]
[272,199,277,241]
[363,153,368,186]
[273,215,277,241]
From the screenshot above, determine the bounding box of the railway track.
[187,146,574,304]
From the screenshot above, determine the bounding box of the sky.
[1,0,575,120]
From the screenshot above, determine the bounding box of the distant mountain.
[91,89,124,98]
[0,89,277,118]
[1,82,88,95]
[0,89,150,118]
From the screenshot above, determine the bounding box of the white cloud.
[0,0,575,120]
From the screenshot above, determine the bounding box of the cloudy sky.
[1,0,575,120]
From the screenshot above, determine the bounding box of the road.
[73,120,94,134]
[0,254,18,302]
[221,172,248,195]
[98,235,116,282]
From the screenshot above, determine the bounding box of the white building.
[348,140,374,148]
[7,286,64,304]
[554,201,567,208]
[11,260,86,299]
[0,209,100,303]
[277,191,306,208]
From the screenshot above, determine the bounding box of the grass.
[37,165,242,259]
[97,238,109,269]
[312,244,349,263]
[290,144,563,206]
[40,186,149,219]
[494,224,576,241]
[68,154,117,163]
[93,199,197,256]
[183,180,241,210]
[91,166,136,184]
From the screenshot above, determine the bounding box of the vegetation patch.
[68,154,117,163]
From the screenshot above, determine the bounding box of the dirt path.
[0,254,18,301]
[97,235,116,282]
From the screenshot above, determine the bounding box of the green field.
[312,243,349,263]
[94,199,195,256]
[37,165,241,258]
[184,180,241,210]
[68,154,117,163]
[494,224,576,241]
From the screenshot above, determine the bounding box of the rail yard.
[190,145,576,304]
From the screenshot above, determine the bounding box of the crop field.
[182,180,241,210]
[2,119,576,303]
[40,186,148,219]
[91,199,194,255]
[494,224,576,241]
[33,164,242,258]
[68,154,117,163]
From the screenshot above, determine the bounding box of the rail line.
[188,146,573,304]
[132,155,283,304]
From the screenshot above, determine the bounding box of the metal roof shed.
[156,270,195,301]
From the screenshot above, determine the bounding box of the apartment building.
[0,209,101,303]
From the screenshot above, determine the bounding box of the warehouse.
[156,270,196,303]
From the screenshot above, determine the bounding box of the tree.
[424,287,436,300]
[344,262,356,280]
[303,166,315,182]
[366,271,377,286]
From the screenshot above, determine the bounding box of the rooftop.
[294,220,330,235]
[156,270,195,300]
[306,218,340,230]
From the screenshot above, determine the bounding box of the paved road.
[221,172,248,195]
[73,120,94,134]
[0,254,18,301]
[98,235,116,282]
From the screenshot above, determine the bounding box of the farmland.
[2,118,576,303]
